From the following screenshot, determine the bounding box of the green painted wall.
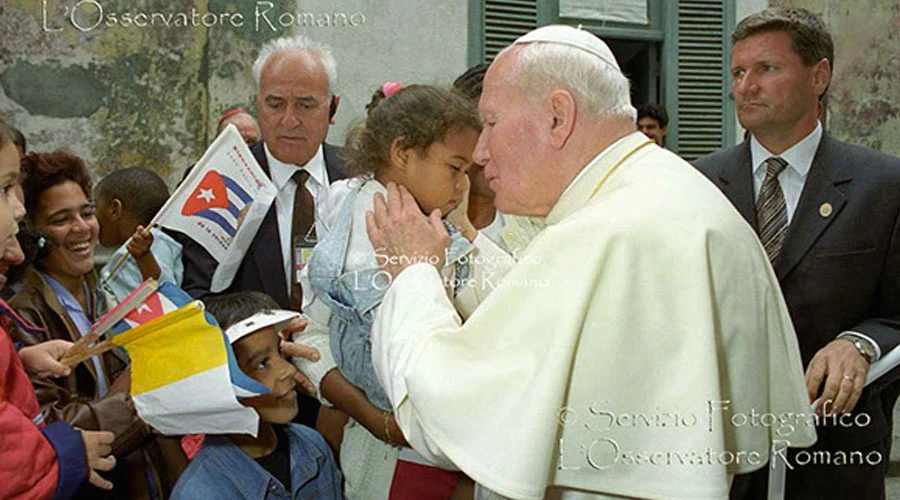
[1,0,469,186]
[0,0,297,185]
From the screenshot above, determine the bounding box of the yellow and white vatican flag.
[112,300,259,436]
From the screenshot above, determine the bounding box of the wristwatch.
[844,334,876,364]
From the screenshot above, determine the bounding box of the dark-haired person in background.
[95,167,183,307]
[695,7,900,499]
[10,151,186,499]
[636,104,668,148]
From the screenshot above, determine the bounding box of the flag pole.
[62,339,116,368]
[61,280,159,366]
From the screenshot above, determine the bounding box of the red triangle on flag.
[125,293,164,325]
[182,171,229,215]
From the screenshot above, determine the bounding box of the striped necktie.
[756,156,789,265]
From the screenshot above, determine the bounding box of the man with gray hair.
[178,34,348,428]
[363,25,816,498]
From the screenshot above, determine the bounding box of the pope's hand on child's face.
[366,183,451,278]
[445,174,477,241]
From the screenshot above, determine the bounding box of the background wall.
[0,0,469,186]
[3,0,896,184]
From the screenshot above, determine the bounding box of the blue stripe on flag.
[107,281,271,400]
[158,282,193,307]
[111,320,132,335]
[222,175,252,204]
[226,202,240,218]
[194,209,236,237]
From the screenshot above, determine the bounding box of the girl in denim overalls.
[306,84,496,499]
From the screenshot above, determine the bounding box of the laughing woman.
[9,151,186,499]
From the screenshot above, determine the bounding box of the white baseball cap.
[224,309,302,344]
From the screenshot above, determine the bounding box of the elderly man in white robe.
[361,26,816,500]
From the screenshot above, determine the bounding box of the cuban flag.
[151,125,276,292]
[108,281,270,399]
[181,171,253,238]
[110,282,192,334]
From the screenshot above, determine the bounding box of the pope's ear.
[548,90,577,149]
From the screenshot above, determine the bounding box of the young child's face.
[0,143,25,291]
[233,325,300,424]
[400,127,479,216]
[0,143,24,252]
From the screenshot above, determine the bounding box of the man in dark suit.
[695,8,900,499]
[176,35,348,428]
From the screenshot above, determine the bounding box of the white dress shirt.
[750,122,880,360]
[264,144,331,301]
[750,121,822,223]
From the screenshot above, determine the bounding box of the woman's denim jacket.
[308,181,473,410]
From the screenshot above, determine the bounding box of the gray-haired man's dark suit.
[695,134,900,499]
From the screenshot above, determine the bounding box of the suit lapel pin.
[819,202,833,218]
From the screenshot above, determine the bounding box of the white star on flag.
[197,189,215,203]
[137,304,153,315]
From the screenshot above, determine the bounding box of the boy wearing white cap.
[171,291,343,500]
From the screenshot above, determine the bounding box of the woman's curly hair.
[20,150,93,220]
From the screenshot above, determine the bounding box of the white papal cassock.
[372,132,817,500]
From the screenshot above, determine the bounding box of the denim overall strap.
[310,182,364,281]
[443,221,474,296]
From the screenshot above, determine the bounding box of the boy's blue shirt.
[170,423,343,500]
[99,228,183,305]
